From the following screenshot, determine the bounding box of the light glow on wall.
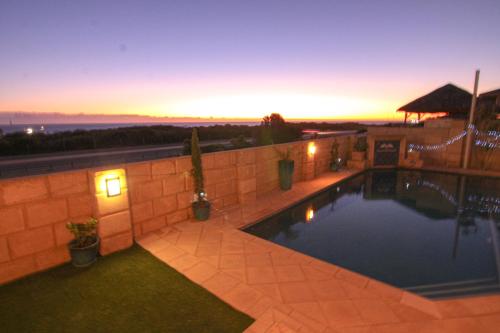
[95,169,127,196]
[308,142,317,156]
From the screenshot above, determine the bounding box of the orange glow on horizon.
[165,93,401,121]
[0,71,416,122]
[0,79,407,122]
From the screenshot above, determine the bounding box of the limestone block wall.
[0,135,356,284]
[92,168,133,256]
[367,120,468,169]
[127,152,243,238]
[253,135,354,196]
[0,171,92,284]
[367,120,500,171]
[129,135,357,235]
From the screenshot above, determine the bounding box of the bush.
[190,129,206,202]
[66,218,98,248]
[354,136,368,152]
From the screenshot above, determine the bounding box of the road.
[0,139,231,179]
[0,131,359,179]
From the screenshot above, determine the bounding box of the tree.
[262,113,286,127]
[190,128,205,199]
[256,113,300,145]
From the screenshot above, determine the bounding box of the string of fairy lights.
[407,124,500,152]
[409,179,500,215]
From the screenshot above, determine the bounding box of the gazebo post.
[404,112,408,125]
[463,70,480,169]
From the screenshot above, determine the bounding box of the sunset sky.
[1,0,499,122]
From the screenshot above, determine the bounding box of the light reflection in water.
[305,206,314,223]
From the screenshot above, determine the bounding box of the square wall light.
[105,177,121,197]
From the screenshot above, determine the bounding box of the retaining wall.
[0,135,356,284]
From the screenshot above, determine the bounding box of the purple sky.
[1,0,499,121]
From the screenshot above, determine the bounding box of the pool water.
[244,169,500,299]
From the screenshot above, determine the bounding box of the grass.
[0,245,253,333]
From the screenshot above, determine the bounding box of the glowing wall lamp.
[308,142,317,156]
[105,177,121,197]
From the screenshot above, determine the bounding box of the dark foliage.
[191,128,204,197]
[0,124,254,156]
[0,120,367,156]
[254,113,302,145]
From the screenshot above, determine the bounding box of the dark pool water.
[244,169,500,298]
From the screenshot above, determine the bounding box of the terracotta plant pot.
[279,159,295,190]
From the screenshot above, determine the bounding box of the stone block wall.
[0,135,356,284]
[367,120,466,169]
[127,152,242,238]
[0,171,92,284]
[367,119,500,171]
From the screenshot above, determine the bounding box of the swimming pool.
[244,169,500,299]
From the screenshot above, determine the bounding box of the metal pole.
[463,70,480,169]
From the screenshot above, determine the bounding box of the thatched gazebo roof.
[479,88,500,99]
[398,84,472,120]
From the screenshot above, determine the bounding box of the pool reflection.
[244,170,500,298]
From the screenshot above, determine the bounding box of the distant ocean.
[0,122,260,134]
[0,120,390,135]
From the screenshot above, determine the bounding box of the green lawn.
[0,245,253,333]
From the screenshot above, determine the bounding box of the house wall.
[0,134,357,284]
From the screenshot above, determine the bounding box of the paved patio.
[137,170,500,332]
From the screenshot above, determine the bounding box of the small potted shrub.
[352,136,368,161]
[277,146,294,190]
[330,139,342,171]
[407,147,421,161]
[66,217,99,267]
[191,128,211,221]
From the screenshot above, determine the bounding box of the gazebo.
[398,83,472,124]
[479,89,500,113]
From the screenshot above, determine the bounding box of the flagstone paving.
[137,170,500,332]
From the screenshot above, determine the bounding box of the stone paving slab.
[137,170,500,333]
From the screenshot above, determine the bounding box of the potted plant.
[277,146,294,190]
[406,147,421,161]
[191,128,211,221]
[330,139,342,171]
[352,136,368,161]
[66,217,99,267]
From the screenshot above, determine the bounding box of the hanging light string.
[408,124,500,152]
[473,125,500,150]
[416,180,458,206]
[408,130,467,152]
[410,179,500,215]
[467,194,500,215]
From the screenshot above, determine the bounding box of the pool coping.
[137,168,500,332]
